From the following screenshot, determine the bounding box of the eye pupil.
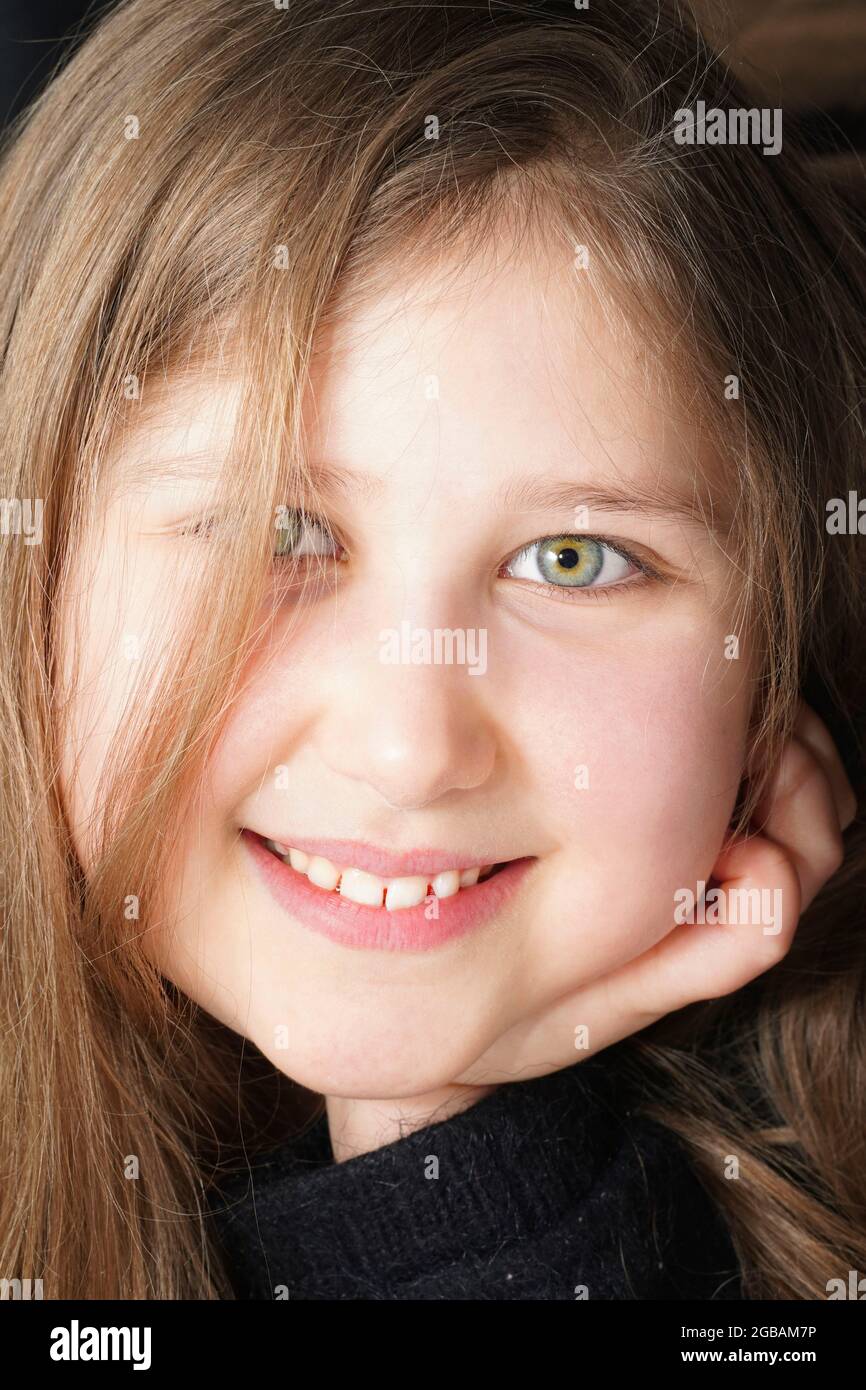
[537,535,603,586]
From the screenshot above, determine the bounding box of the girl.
[0,0,863,1300]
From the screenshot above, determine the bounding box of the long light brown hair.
[0,0,863,1298]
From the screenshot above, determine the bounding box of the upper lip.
[246,831,517,879]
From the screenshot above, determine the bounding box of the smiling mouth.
[255,834,507,912]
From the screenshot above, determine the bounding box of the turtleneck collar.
[208,1042,741,1300]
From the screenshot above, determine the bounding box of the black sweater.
[208,1043,743,1300]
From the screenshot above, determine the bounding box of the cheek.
[509,623,750,977]
[589,656,746,851]
[199,646,304,813]
[57,531,197,867]
[58,549,144,864]
[517,621,747,811]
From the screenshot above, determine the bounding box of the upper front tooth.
[384,876,430,911]
[339,867,385,907]
[431,870,460,899]
[459,866,480,887]
[307,855,341,891]
[288,848,309,872]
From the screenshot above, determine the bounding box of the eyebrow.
[306,462,727,534]
[117,448,229,489]
[123,450,726,535]
[498,474,727,532]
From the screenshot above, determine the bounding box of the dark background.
[0,0,109,128]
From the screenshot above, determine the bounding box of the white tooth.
[458,866,480,888]
[339,867,386,906]
[307,856,341,891]
[288,848,309,872]
[385,876,430,911]
[431,870,460,900]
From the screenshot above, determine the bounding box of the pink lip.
[241,829,536,953]
[247,834,507,879]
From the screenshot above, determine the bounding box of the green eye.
[273,508,341,560]
[181,508,343,564]
[538,536,603,585]
[504,534,639,591]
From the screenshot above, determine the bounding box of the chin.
[256,1022,486,1100]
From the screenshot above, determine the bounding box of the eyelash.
[179,510,344,557]
[499,534,659,603]
[179,514,660,602]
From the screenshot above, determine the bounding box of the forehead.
[107,374,244,494]
[107,235,728,531]
[302,235,727,527]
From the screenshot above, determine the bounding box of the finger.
[457,836,799,1086]
[793,700,858,831]
[752,734,845,912]
[612,834,800,1022]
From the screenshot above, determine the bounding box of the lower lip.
[241,829,535,953]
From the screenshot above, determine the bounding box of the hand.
[454,699,856,1088]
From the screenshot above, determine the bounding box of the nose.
[310,629,498,811]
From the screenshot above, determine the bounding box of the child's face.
[60,236,752,1098]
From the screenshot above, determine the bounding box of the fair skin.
[59,233,855,1161]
